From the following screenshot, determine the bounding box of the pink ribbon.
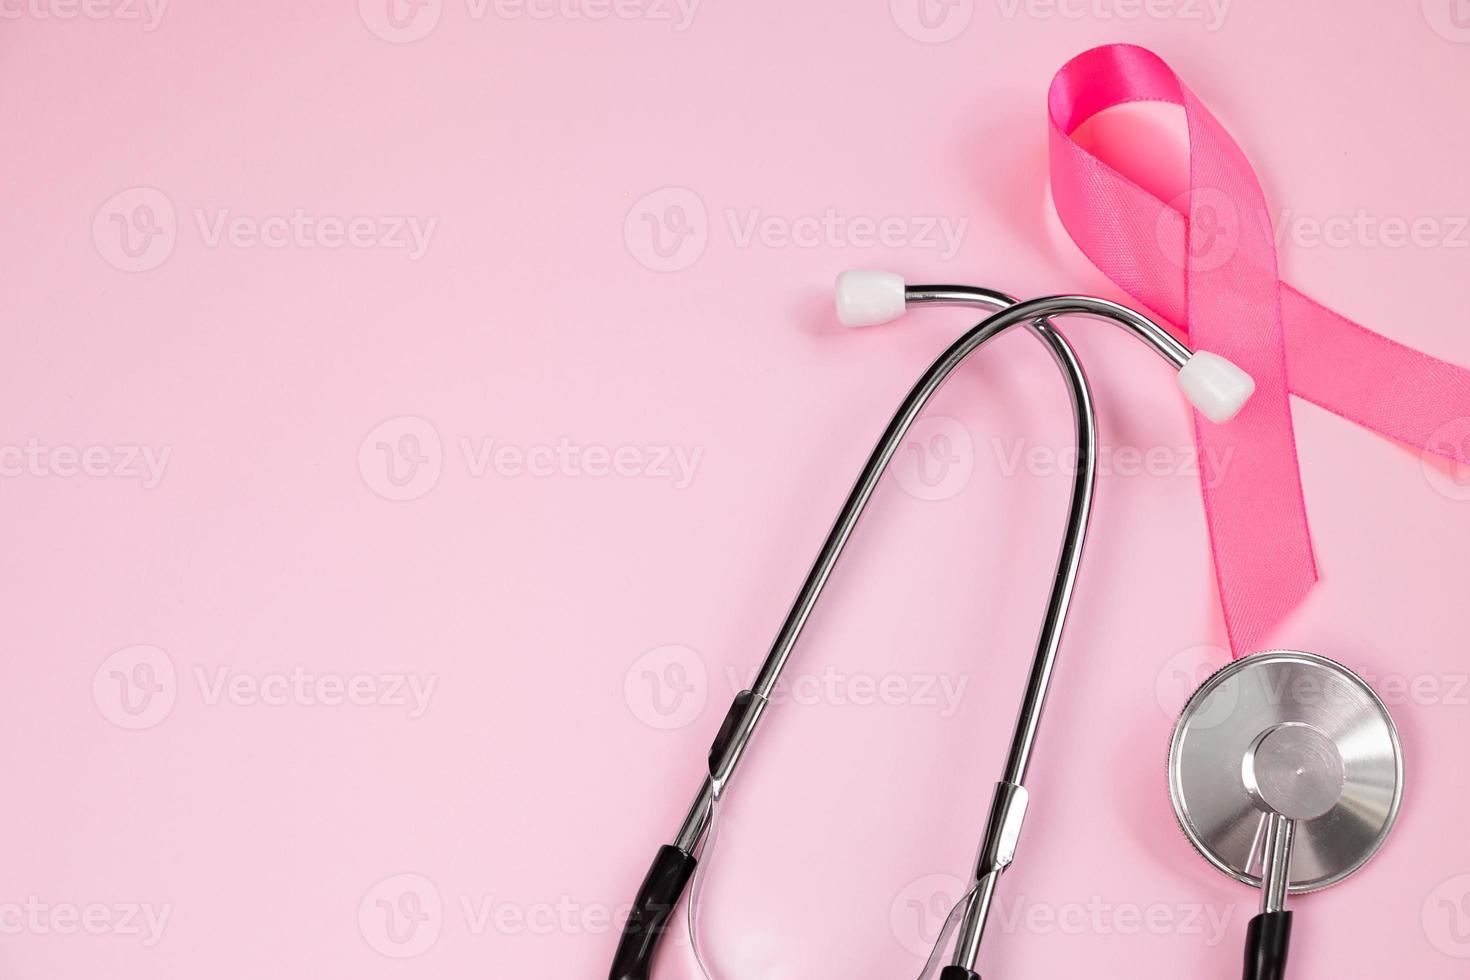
[1047,43,1470,656]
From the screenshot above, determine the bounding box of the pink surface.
[2,3,1469,979]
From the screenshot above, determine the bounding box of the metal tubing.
[1260,814,1296,915]
[666,291,1195,971]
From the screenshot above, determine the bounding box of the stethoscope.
[609,271,1403,980]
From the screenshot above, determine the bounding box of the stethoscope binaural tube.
[607,275,1254,980]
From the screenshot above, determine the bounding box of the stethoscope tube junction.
[609,272,1397,980]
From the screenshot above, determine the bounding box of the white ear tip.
[835,269,906,327]
[1177,351,1255,423]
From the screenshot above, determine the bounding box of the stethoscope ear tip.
[835,269,906,327]
[1178,350,1256,423]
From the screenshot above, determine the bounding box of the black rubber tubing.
[607,845,698,980]
[1243,910,1293,980]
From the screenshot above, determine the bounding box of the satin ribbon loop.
[1046,44,1470,655]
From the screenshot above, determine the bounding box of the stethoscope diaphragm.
[1168,649,1403,893]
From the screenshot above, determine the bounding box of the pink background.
[2,1,1469,978]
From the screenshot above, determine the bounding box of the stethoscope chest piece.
[1168,650,1403,893]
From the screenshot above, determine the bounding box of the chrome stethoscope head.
[1169,649,1404,980]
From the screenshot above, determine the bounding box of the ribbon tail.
[1195,416,1318,655]
[1282,286,1470,466]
